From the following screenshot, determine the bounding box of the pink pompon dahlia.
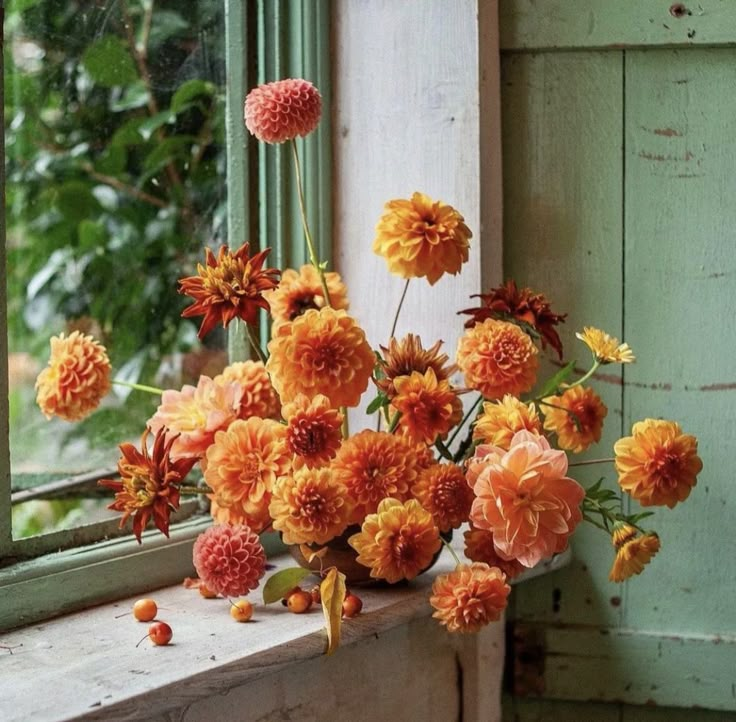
[193,524,266,598]
[244,79,322,144]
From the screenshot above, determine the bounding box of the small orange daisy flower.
[577,326,635,365]
[472,395,542,450]
[282,394,343,469]
[270,466,353,545]
[266,307,375,408]
[614,419,702,508]
[179,242,280,339]
[609,524,661,582]
[98,428,197,543]
[430,563,510,633]
[456,319,539,400]
[411,463,474,532]
[35,331,111,422]
[542,386,608,454]
[215,361,280,420]
[463,525,526,580]
[349,498,441,583]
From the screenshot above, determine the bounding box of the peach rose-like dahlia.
[35,331,111,422]
[204,417,290,533]
[214,361,280,420]
[463,525,526,580]
[614,419,702,508]
[282,394,343,469]
[148,375,242,460]
[349,498,441,583]
[244,79,322,144]
[468,431,585,568]
[430,563,510,633]
[332,430,421,524]
[193,524,266,598]
[266,307,374,408]
[373,192,471,285]
[473,395,542,450]
[412,463,474,533]
[542,385,608,454]
[456,319,539,400]
[270,466,353,545]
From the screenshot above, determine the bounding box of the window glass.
[4,0,227,537]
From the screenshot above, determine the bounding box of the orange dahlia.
[468,431,585,568]
[214,360,280,420]
[35,331,111,422]
[332,430,421,523]
[270,466,353,545]
[98,428,197,543]
[203,417,290,533]
[614,419,702,508]
[148,375,242,460]
[349,498,441,583]
[430,563,510,633]
[456,319,539,400]
[376,334,455,399]
[473,395,542,450]
[577,326,635,365]
[412,463,474,532]
[179,242,280,340]
[463,525,526,580]
[608,524,660,582]
[263,265,349,330]
[459,280,567,360]
[244,78,322,144]
[391,368,462,445]
[282,394,343,469]
[373,192,471,285]
[266,307,374,408]
[542,386,608,454]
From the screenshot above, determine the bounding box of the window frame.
[0,0,332,632]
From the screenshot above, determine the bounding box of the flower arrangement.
[35,78,703,647]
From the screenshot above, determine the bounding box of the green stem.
[245,323,267,364]
[389,279,410,339]
[388,410,402,433]
[564,360,601,389]
[446,394,483,449]
[569,457,615,467]
[112,380,163,396]
[179,484,213,495]
[440,535,461,566]
[538,399,583,431]
[290,139,332,306]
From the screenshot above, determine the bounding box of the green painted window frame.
[0,0,332,632]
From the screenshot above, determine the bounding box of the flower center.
[288,293,320,320]
[288,420,328,456]
[646,450,682,485]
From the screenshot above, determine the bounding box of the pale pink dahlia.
[192,525,266,597]
[244,78,322,144]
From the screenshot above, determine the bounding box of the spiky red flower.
[98,428,197,543]
[179,242,280,339]
[459,280,567,359]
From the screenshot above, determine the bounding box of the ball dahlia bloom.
[463,525,526,580]
[266,307,375,408]
[214,360,280,420]
[430,563,510,633]
[456,319,539,400]
[614,419,702,508]
[542,385,608,454]
[244,78,322,144]
[467,430,585,568]
[35,331,111,422]
[473,395,542,450]
[412,463,474,533]
[282,393,343,469]
[373,192,471,285]
[193,525,266,598]
[349,498,441,583]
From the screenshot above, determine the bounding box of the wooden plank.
[501,0,736,51]
[502,51,625,628]
[623,48,736,635]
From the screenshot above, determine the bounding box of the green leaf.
[77,220,107,251]
[96,145,127,175]
[537,360,577,399]
[82,37,138,88]
[142,135,195,174]
[138,111,174,141]
[321,567,346,656]
[171,79,215,114]
[8,0,43,14]
[148,10,190,48]
[111,81,150,112]
[366,392,388,415]
[262,567,311,605]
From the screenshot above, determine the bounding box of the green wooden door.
[500,3,736,720]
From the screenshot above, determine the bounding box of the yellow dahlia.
[412,463,474,532]
[373,192,471,285]
[266,307,374,408]
[332,430,421,524]
[609,525,660,582]
[214,360,280,420]
[391,368,462,445]
[282,393,343,469]
[473,395,542,450]
[614,419,702,508]
[263,265,349,330]
[349,498,441,583]
[35,331,111,422]
[430,563,510,633]
[456,319,539,400]
[203,417,290,533]
[463,525,525,580]
[270,466,353,545]
[542,386,608,454]
[576,326,635,365]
